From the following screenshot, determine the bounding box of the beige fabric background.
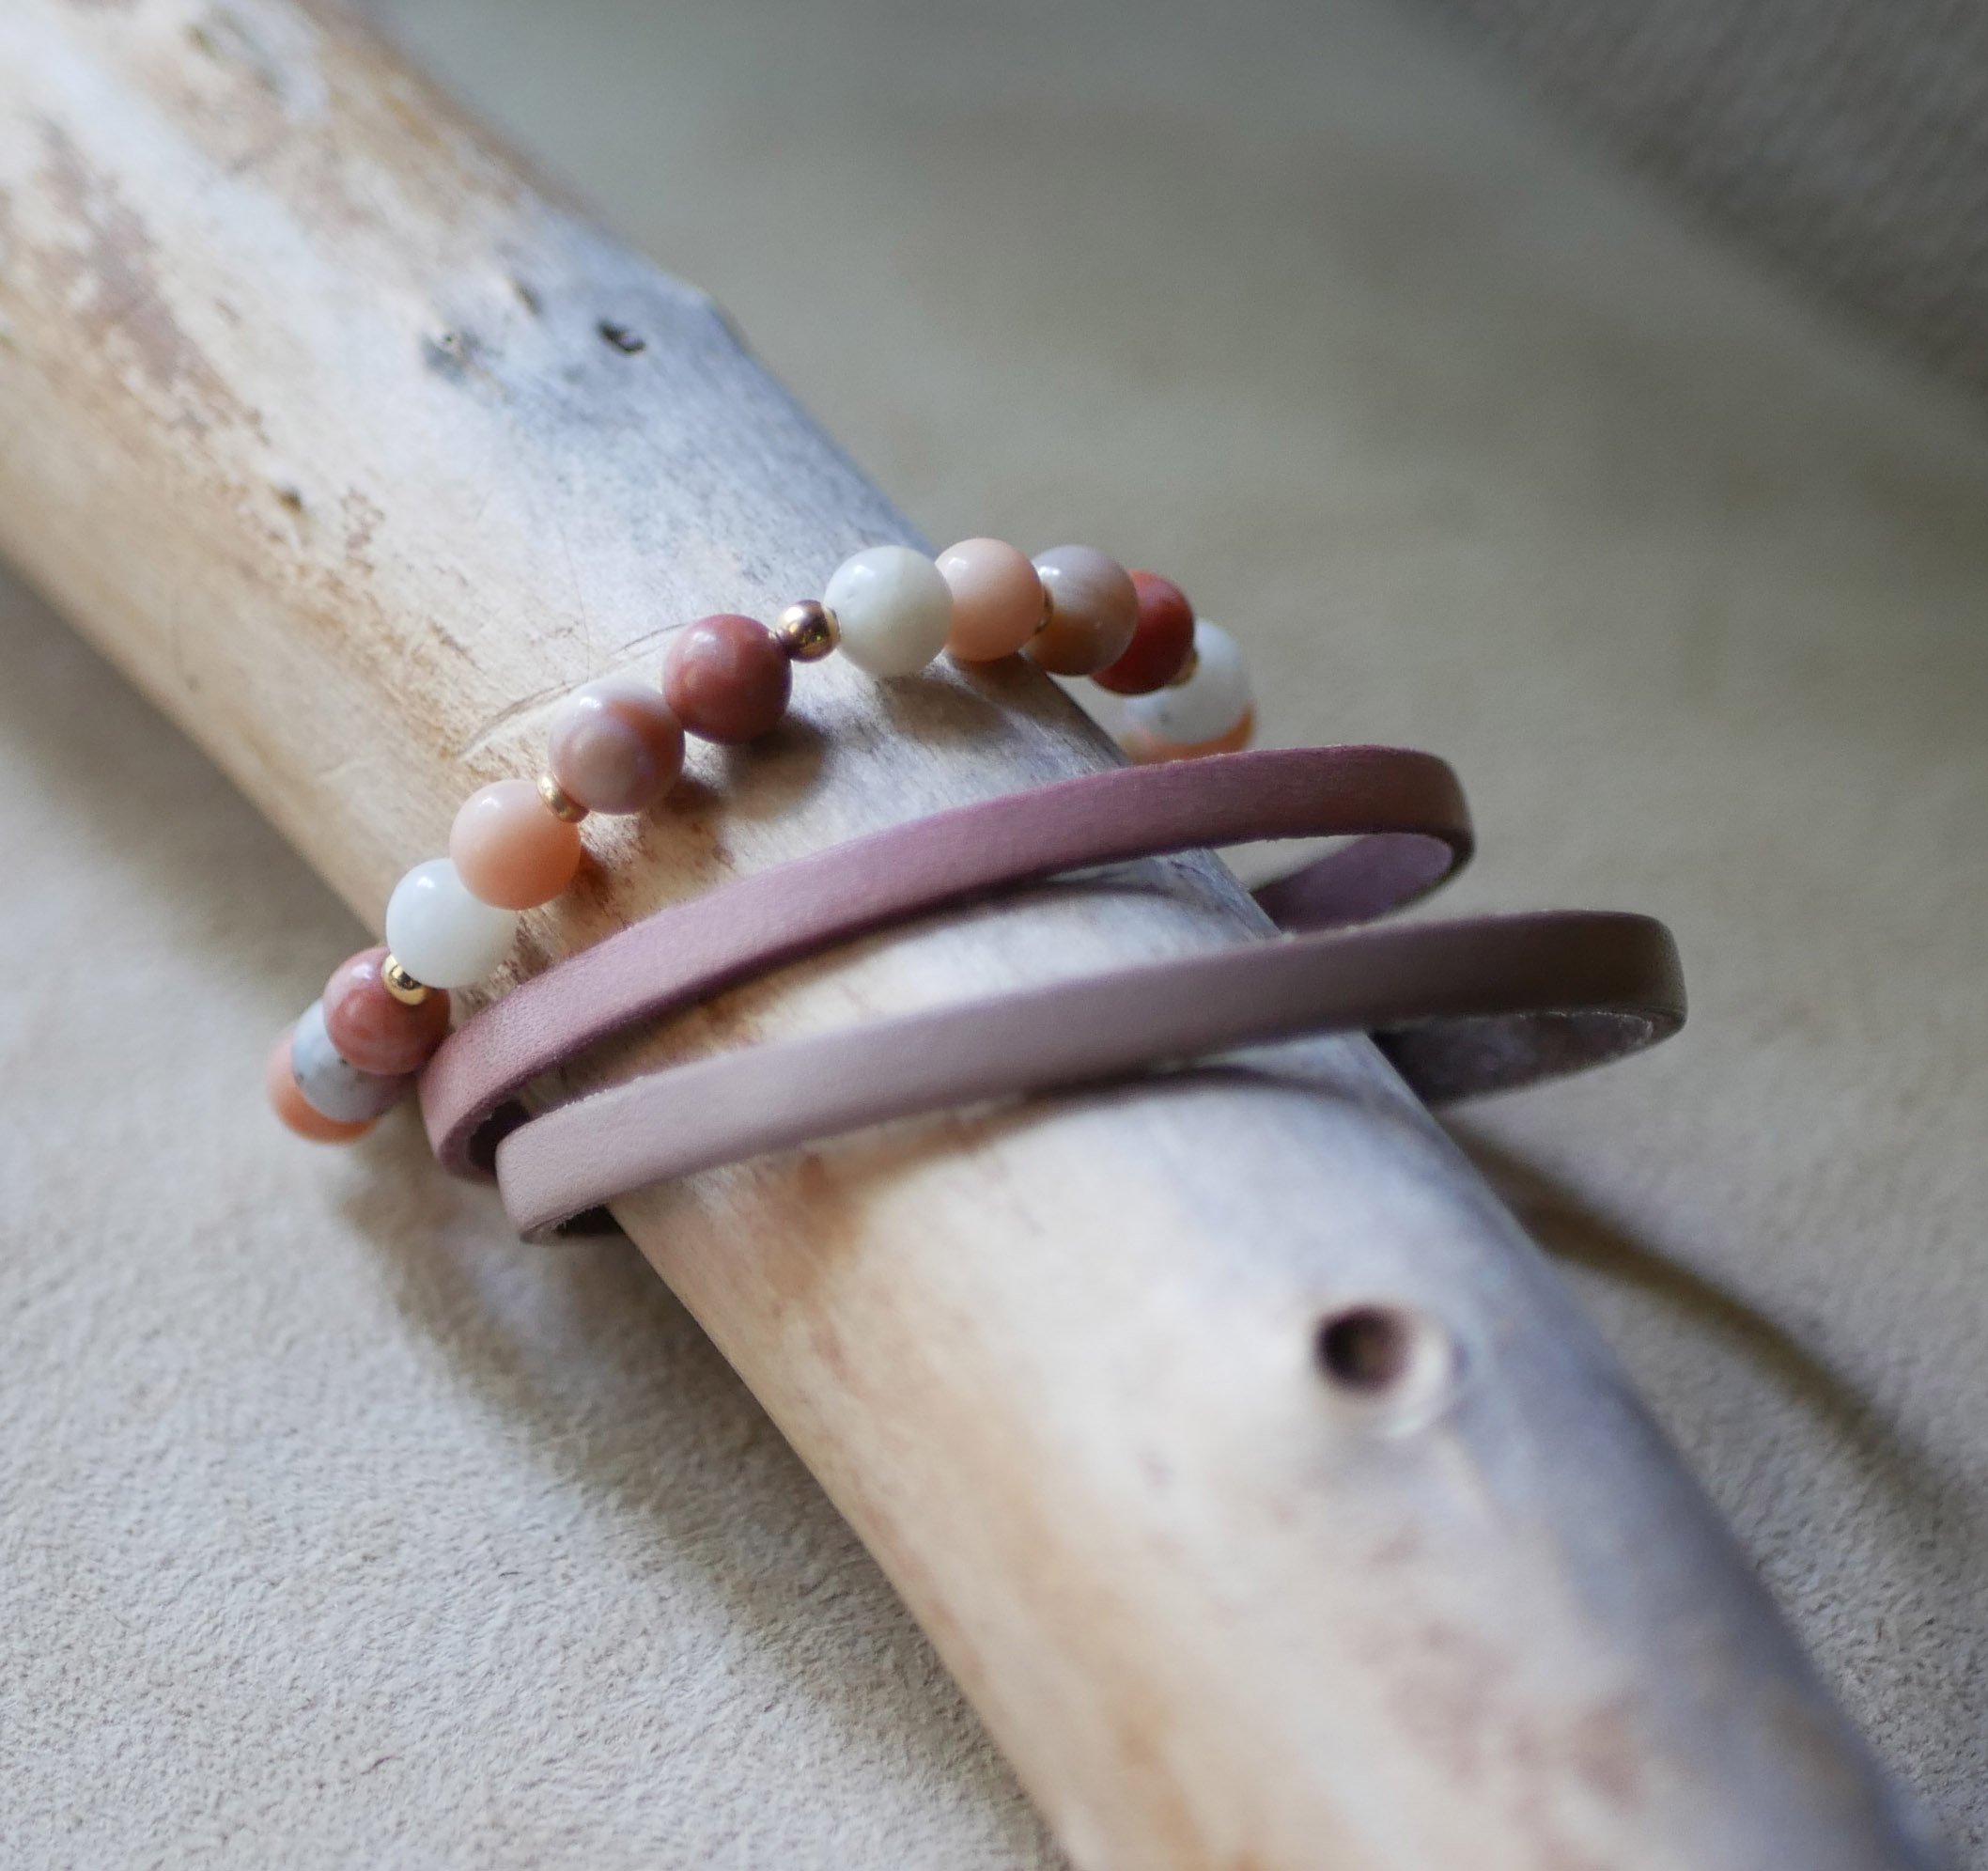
[4,0,1984,1863]
[1421,0,1988,396]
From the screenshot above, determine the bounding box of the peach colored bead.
[450,779,584,911]
[548,678,685,815]
[1122,705,1257,765]
[322,945,452,1077]
[663,614,791,743]
[937,538,1045,662]
[267,1028,375,1143]
[1095,569,1196,694]
[1025,545,1139,676]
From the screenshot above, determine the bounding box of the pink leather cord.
[421,746,1475,1177]
[495,908,1682,1241]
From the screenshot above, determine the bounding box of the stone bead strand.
[271,538,1253,1141]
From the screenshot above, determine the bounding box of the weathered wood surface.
[0,3,1940,1865]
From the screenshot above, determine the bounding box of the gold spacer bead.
[536,772,588,823]
[773,600,839,663]
[1165,645,1200,688]
[1035,577,1054,635]
[381,955,431,1006]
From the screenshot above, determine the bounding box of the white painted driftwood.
[0,3,1941,1864]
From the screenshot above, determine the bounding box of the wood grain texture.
[0,2,1942,1864]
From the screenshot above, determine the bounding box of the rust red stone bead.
[1094,569,1197,694]
[663,614,793,743]
[322,945,452,1077]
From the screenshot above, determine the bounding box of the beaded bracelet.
[268,538,1252,1142]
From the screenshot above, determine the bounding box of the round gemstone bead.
[1122,620,1254,756]
[823,545,953,677]
[1094,569,1196,694]
[384,857,520,989]
[267,1027,376,1143]
[322,944,451,1076]
[1026,546,1139,676]
[1122,705,1257,765]
[288,998,413,1123]
[547,678,685,815]
[663,614,792,742]
[450,779,584,911]
[937,538,1045,663]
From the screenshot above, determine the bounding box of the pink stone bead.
[1025,546,1139,677]
[322,945,452,1076]
[937,538,1045,662]
[266,1028,375,1143]
[663,614,791,743]
[548,678,685,815]
[450,778,584,911]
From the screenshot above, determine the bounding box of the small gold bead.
[773,600,839,663]
[536,772,588,823]
[1165,646,1200,688]
[381,955,431,1006]
[1035,577,1054,635]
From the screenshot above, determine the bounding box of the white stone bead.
[290,1000,410,1123]
[1123,620,1251,745]
[823,545,953,677]
[383,857,519,989]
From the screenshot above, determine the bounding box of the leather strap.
[420,746,1474,1175]
[495,910,1684,1241]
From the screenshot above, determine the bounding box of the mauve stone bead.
[1094,569,1196,694]
[1025,545,1139,676]
[937,538,1044,663]
[323,945,451,1076]
[451,779,584,911]
[663,614,792,742]
[548,678,685,815]
[267,1026,376,1143]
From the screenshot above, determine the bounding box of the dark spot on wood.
[188,8,292,99]
[423,328,475,377]
[598,320,645,354]
[273,483,304,513]
[1315,1305,1413,1392]
[340,490,383,565]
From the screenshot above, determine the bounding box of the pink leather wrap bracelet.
[420,745,1475,1177]
[413,744,1684,1242]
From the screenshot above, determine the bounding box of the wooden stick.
[0,3,1934,1864]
